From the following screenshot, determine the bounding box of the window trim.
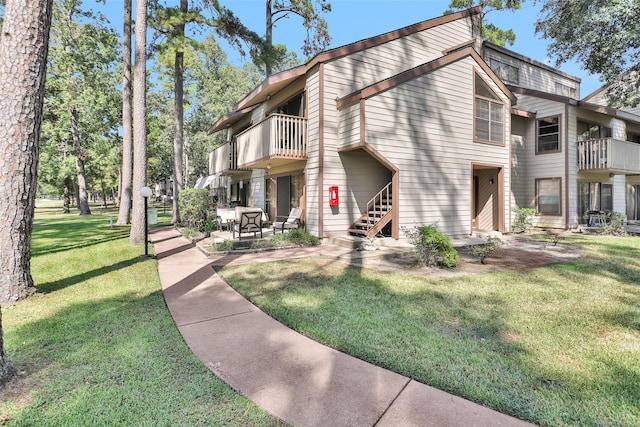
[535,115,562,155]
[536,177,562,216]
[473,72,505,147]
[489,57,519,84]
[555,82,576,98]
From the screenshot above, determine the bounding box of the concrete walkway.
[152,226,534,427]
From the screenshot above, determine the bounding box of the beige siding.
[355,58,511,238]
[305,67,321,236]
[514,94,566,228]
[510,116,534,210]
[485,48,580,98]
[337,103,361,148]
[323,17,475,101]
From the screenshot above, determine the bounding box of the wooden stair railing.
[348,182,393,238]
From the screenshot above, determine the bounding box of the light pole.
[140,186,153,257]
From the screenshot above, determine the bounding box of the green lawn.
[1,200,282,426]
[217,234,640,426]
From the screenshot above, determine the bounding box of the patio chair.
[273,207,303,234]
[232,209,263,240]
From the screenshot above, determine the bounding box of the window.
[474,73,504,144]
[555,82,576,98]
[537,116,560,153]
[577,120,612,141]
[627,131,640,144]
[536,178,562,215]
[489,58,519,84]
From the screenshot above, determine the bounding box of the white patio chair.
[272,208,303,234]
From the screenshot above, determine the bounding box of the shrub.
[512,207,536,233]
[210,240,234,252]
[469,236,503,264]
[178,188,210,231]
[601,212,627,236]
[251,229,321,249]
[181,227,197,239]
[403,225,458,268]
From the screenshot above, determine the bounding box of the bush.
[403,225,458,268]
[251,229,321,249]
[601,212,627,236]
[181,227,197,239]
[469,236,503,264]
[178,188,210,231]
[512,207,536,233]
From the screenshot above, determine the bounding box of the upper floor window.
[489,58,519,84]
[627,131,640,144]
[474,73,504,145]
[577,120,612,141]
[555,82,577,98]
[269,92,306,117]
[537,116,561,154]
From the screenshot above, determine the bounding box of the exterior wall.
[325,18,476,98]
[513,94,567,229]
[305,66,321,236]
[356,58,511,238]
[510,115,534,211]
[484,45,580,98]
[250,169,267,211]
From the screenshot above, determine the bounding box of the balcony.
[209,139,246,175]
[577,138,640,174]
[236,114,307,168]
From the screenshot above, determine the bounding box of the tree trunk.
[70,103,91,215]
[129,0,148,246]
[265,0,273,77]
[0,0,54,384]
[63,177,71,213]
[117,0,133,225]
[171,0,188,225]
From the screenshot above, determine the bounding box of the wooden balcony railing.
[209,139,243,174]
[236,114,307,168]
[577,138,640,173]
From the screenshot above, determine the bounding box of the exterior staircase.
[348,182,393,238]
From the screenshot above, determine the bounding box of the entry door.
[276,176,291,218]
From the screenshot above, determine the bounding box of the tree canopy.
[535,0,640,107]
[447,0,523,47]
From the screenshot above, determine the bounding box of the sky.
[92,0,603,97]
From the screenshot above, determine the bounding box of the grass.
[216,234,640,426]
[0,199,282,426]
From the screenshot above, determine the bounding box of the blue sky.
[94,0,603,97]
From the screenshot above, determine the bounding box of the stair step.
[348,228,368,236]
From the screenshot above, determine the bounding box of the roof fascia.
[207,105,257,135]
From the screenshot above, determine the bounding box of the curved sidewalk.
[152,226,533,427]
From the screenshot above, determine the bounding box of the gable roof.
[208,7,483,134]
[336,46,516,109]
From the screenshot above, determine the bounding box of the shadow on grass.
[32,216,131,257]
[36,256,148,294]
[2,290,277,425]
[214,244,640,426]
